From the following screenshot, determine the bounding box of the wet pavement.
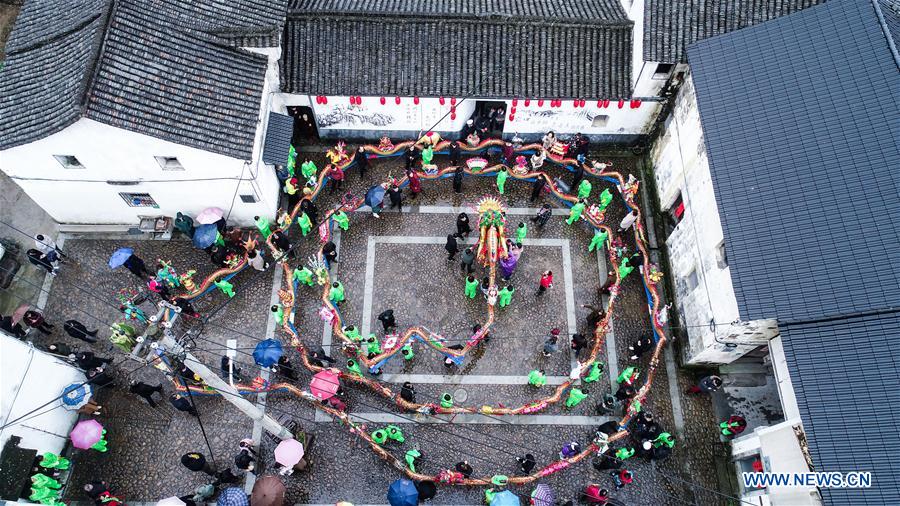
[14,147,728,505]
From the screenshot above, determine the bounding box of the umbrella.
[196,207,224,225]
[364,185,386,209]
[108,247,134,268]
[61,382,93,411]
[217,487,249,506]
[156,497,186,506]
[253,339,283,368]
[490,490,521,506]
[193,223,219,248]
[250,475,285,506]
[309,370,340,400]
[11,304,29,324]
[70,419,104,449]
[273,438,304,467]
[530,484,555,506]
[387,479,418,506]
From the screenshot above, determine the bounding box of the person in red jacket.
[536,270,553,296]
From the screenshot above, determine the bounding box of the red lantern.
[618,99,625,109]
[634,100,642,108]
[604,99,611,108]
[439,97,446,105]
[380,97,386,105]
[322,96,327,104]
[510,106,517,115]
[597,100,603,108]
[450,106,456,113]
[349,96,355,105]
[358,96,362,103]
[451,112,457,120]
[414,96,420,105]
[450,97,457,106]
[395,96,401,105]
[508,114,515,122]
[524,99,531,107]
[538,99,545,107]
[581,99,587,107]
[512,98,518,107]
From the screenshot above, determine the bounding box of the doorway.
[287,105,319,145]
[473,100,507,136]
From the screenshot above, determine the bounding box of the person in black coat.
[271,230,292,257]
[455,212,471,238]
[445,234,459,261]
[400,381,416,403]
[571,333,588,357]
[0,315,27,338]
[170,393,199,416]
[122,253,150,279]
[86,367,115,387]
[387,185,402,212]
[516,453,536,474]
[570,164,585,192]
[455,461,473,478]
[449,140,461,166]
[130,381,164,407]
[404,148,418,172]
[322,241,338,266]
[353,146,369,178]
[530,176,546,202]
[377,309,397,332]
[64,320,99,343]
[75,351,111,370]
[300,199,319,226]
[628,335,654,361]
[452,165,464,193]
[26,249,56,274]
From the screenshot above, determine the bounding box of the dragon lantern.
[473,196,510,266]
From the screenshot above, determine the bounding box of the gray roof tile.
[262,113,294,165]
[282,3,632,98]
[0,0,272,159]
[644,0,823,63]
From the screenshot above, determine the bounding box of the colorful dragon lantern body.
[474,196,510,267]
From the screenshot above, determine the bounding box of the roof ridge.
[5,11,103,56]
[78,0,119,115]
[286,10,633,27]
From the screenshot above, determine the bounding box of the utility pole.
[156,311,293,440]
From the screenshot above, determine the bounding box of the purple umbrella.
[70,419,104,449]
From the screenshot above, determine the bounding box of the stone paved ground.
[16,146,726,505]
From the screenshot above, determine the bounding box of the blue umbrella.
[108,247,134,268]
[193,223,218,248]
[61,382,93,411]
[253,339,283,368]
[491,490,521,506]
[387,479,418,506]
[216,487,249,506]
[365,185,386,209]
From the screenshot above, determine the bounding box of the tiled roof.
[0,0,270,159]
[289,0,629,23]
[688,2,900,502]
[3,0,109,53]
[781,314,900,506]
[262,113,294,165]
[282,2,633,98]
[161,0,288,47]
[644,0,823,63]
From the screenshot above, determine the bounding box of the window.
[54,155,85,169]
[119,192,159,208]
[240,194,258,203]
[653,63,674,79]
[666,192,685,226]
[591,115,610,128]
[686,268,699,291]
[716,241,728,268]
[155,156,184,171]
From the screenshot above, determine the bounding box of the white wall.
[650,74,775,365]
[0,334,84,456]
[0,117,279,226]
[281,95,661,139]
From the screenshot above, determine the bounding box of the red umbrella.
[310,370,340,400]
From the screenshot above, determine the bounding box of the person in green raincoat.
[515,222,527,244]
[293,266,315,287]
[31,474,61,490]
[386,425,405,442]
[422,145,434,165]
[346,358,362,376]
[528,369,546,387]
[365,334,381,357]
[342,325,360,341]
[565,387,588,408]
[286,145,297,176]
[297,212,312,237]
[271,304,284,325]
[497,285,515,308]
[566,200,586,225]
[597,188,613,212]
[214,279,235,298]
[583,361,603,383]
[39,453,69,470]
[618,257,634,280]
[577,179,592,199]
[440,392,453,408]
[91,429,108,452]
[617,366,639,385]
[372,429,387,445]
[329,281,345,304]
[29,487,59,503]
[496,167,509,194]
[401,344,414,360]
[301,160,317,181]
[464,275,479,299]
[405,449,421,472]
[109,322,136,352]
[254,216,272,239]
[654,432,675,449]
[589,229,608,252]
[333,210,350,231]
[615,447,635,460]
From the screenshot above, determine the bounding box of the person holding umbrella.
[365,185,386,218]
[23,309,54,334]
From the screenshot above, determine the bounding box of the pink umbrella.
[70,419,104,449]
[11,304,30,324]
[309,370,340,400]
[195,207,224,225]
[274,439,304,467]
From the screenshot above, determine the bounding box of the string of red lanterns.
[323,95,642,112]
